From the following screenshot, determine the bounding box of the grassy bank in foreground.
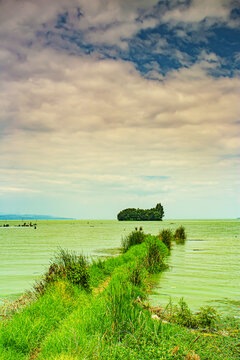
[0,231,239,359]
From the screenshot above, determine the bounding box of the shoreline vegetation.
[0,228,239,359]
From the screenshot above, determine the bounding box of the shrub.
[121,230,146,253]
[175,226,186,244]
[159,229,173,250]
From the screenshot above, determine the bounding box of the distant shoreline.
[0,215,74,221]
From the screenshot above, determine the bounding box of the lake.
[0,219,239,316]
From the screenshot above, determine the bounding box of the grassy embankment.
[0,228,239,360]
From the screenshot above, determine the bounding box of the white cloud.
[162,0,231,25]
[0,0,159,54]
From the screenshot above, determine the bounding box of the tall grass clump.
[144,237,168,273]
[104,280,140,340]
[34,249,90,294]
[159,228,173,250]
[128,261,147,287]
[121,230,146,253]
[174,226,186,244]
[55,249,90,290]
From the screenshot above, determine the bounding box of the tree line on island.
[117,203,164,221]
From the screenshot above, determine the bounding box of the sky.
[0,0,239,219]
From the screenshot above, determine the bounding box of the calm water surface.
[0,219,239,316]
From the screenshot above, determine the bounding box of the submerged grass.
[0,231,239,360]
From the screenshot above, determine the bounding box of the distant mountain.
[0,214,74,220]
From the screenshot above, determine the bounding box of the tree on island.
[117,203,164,221]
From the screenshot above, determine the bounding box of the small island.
[117,203,164,221]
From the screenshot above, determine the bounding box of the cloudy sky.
[0,0,239,219]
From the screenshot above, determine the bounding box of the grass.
[121,230,146,253]
[159,226,187,247]
[155,298,219,329]
[0,231,239,360]
[144,236,169,273]
[34,249,91,296]
[159,228,173,249]
[174,226,187,244]
[0,281,82,359]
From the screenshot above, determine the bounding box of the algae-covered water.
[0,219,239,316]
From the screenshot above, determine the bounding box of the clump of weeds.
[121,230,146,253]
[144,238,168,274]
[159,298,219,330]
[34,249,90,295]
[128,260,147,287]
[196,305,219,328]
[175,226,187,244]
[159,229,173,250]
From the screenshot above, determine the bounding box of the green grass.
[121,230,146,253]
[157,298,219,329]
[159,229,173,250]
[174,226,187,244]
[0,232,239,360]
[0,281,82,359]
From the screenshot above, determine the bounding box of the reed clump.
[34,249,90,295]
[144,238,168,273]
[128,261,147,287]
[121,230,146,253]
[159,228,173,250]
[174,226,187,244]
[56,249,90,290]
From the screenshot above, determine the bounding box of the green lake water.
[0,219,239,316]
